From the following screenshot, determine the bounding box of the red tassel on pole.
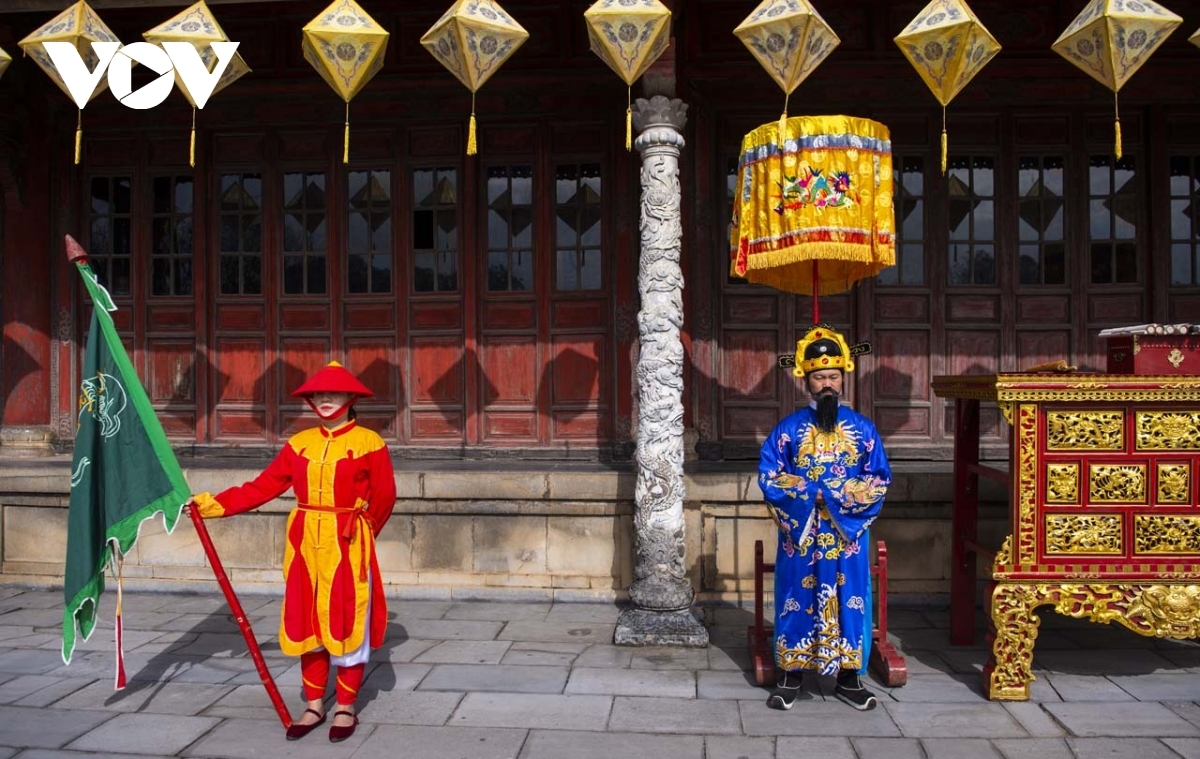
[812,259,820,324]
[113,546,127,690]
[189,507,293,730]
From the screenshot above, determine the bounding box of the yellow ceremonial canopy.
[19,0,122,164]
[734,0,840,142]
[302,0,389,163]
[583,0,672,151]
[144,0,251,166]
[422,0,529,156]
[894,0,1000,174]
[1052,0,1181,159]
[0,47,10,83]
[730,115,895,322]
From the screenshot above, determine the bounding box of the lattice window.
[218,172,262,295]
[1017,156,1067,286]
[881,155,926,286]
[554,162,602,291]
[1169,154,1200,286]
[947,155,996,286]
[1088,154,1139,285]
[150,175,194,296]
[486,164,534,292]
[282,171,327,295]
[88,175,133,296]
[412,167,458,293]
[347,169,391,294]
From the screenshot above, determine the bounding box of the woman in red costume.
[187,361,396,743]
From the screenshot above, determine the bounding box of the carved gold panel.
[1158,463,1192,504]
[1135,515,1200,555]
[1046,411,1124,451]
[1046,463,1080,503]
[1136,412,1200,450]
[1089,464,1147,503]
[1044,514,1123,555]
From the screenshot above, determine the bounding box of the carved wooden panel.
[147,339,196,403]
[946,330,1001,376]
[483,411,537,441]
[214,134,266,164]
[111,308,133,331]
[346,130,392,161]
[85,138,137,167]
[409,127,460,158]
[552,122,606,155]
[1017,295,1070,324]
[281,303,330,331]
[482,124,540,156]
[411,411,464,439]
[147,305,195,331]
[874,294,929,323]
[481,336,537,405]
[1167,115,1200,145]
[720,331,781,403]
[1087,114,1140,144]
[344,337,396,406]
[947,294,1000,322]
[1088,293,1144,323]
[280,133,328,161]
[213,337,267,404]
[1015,117,1070,146]
[483,301,537,331]
[1171,295,1200,322]
[150,138,187,167]
[875,406,930,437]
[411,335,462,405]
[553,410,603,439]
[411,301,463,330]
[873,331,930,402]
[722,406,782,439]
[278,338,330,404]
[216,303,266,331]
[883,117,930,147]
[158,412,196,438]
[552,300,607,330]
[215,410,267,438]
[345,303,395,331]
[794,294,849,324]
[355,412,396,439]
[551,336,604,405]
[1017,330,1072,371]
[724,295,778,325]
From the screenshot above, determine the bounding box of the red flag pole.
[812,259,820,324]
[189,507,293,729]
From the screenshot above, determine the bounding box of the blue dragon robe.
[758,403,891,675]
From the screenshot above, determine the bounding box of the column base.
[0,426,56,458]
[614,607,709,647]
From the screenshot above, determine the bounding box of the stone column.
[614,95,708,647]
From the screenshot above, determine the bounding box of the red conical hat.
[290,360,374,398]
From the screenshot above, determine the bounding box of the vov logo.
[43,41,241,110]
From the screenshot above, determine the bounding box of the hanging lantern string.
[625,85,632,152]
[343,101,350,165]
[467,92,477,156]
[74,108,82,166]
[190,107,197,169]
[778,91,790,146]
[941,105,948,176]
[1113,90,1122,161]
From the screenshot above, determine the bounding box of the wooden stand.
[747,538,908,687]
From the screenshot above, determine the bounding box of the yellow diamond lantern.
[1191,25,1200,49]
[734,0,840,144]
[19,1,122,164]
[0,46,10,83]
[584,0,672,151]
[1052,0,1182,159]
[421,0,529,156]
[302,0,389,164]
[145,0,251,167]
[895,0,1000,175]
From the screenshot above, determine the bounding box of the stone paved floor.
[0,586,1198,758]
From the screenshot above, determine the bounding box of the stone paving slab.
[775,737,856,758]
[883,673,987,703]
[1001,702,1065,738]
[850,737,925,758]
[448,692,612,731]
[1040,673,1133,702]
[697,670,768,701]
[368,637,440,663]
[922,737,1004,758]
[609,696,742,735]
[1168,702,1200,730]
[65,712,221,755]
[883,702,1028,739]
[358,690,464,726]
[991,738,1076,759]
[386,602,453,620]
[500,642,586,666]
[1164,738,1200,759]
[1044,702,1200,737]
[52,680,234,716]
[413,640,512,665]
[0,704,114,750]
[419,664,568,694]
[443,603,551,622]
[739,699,902,737]
[565,666,695,698]
[0,608,67,628]
[182,717,370,758]
[202,683,298,723]
[707,645,750,672]
[543,604,624,622]
[1066,737,1183,759]
[1033,649,1176,676]
[890,651,955,676]
[391,619,504,641]
[10,750,140,759]
[497,620,616,644]
[573,644,634,668]
[629,646,710,670]
[704,735,775,759]
[0,650,71,677]
[517,729,703,759]
[1109,673,1200,701]
[354,725,528,759]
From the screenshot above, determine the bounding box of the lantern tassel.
[778,92,791,147]
[467,92,477,156]
[626,87,632,152]
[189,107,196,168]
[941,106,948,176]
[74,109,81,166]
[343,102,350,164]
[1114,91,1122,161]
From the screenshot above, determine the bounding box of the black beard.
[815,391,840,433]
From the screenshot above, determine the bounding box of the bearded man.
[757,325,891,712]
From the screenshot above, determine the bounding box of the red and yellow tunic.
[192,420,396,657]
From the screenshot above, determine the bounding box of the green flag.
[63,256,190,666]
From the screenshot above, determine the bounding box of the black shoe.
[767,671,802,710]
[835,671,877,711]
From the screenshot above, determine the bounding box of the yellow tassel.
[343,102,350,164]
[625,107,632,152]
[941,128,948,175]
[189,107,196,168]
[74,109,81,166]
[778,111,788,145]
[467,113,477,156]
[1114,118,1122,161]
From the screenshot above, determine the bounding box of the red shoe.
[328,710,358,743]
[285,708,325,741]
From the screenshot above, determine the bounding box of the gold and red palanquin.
[932,372,1200,701]
[192,419,396,657]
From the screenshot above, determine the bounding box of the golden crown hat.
[777,324,872,377]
